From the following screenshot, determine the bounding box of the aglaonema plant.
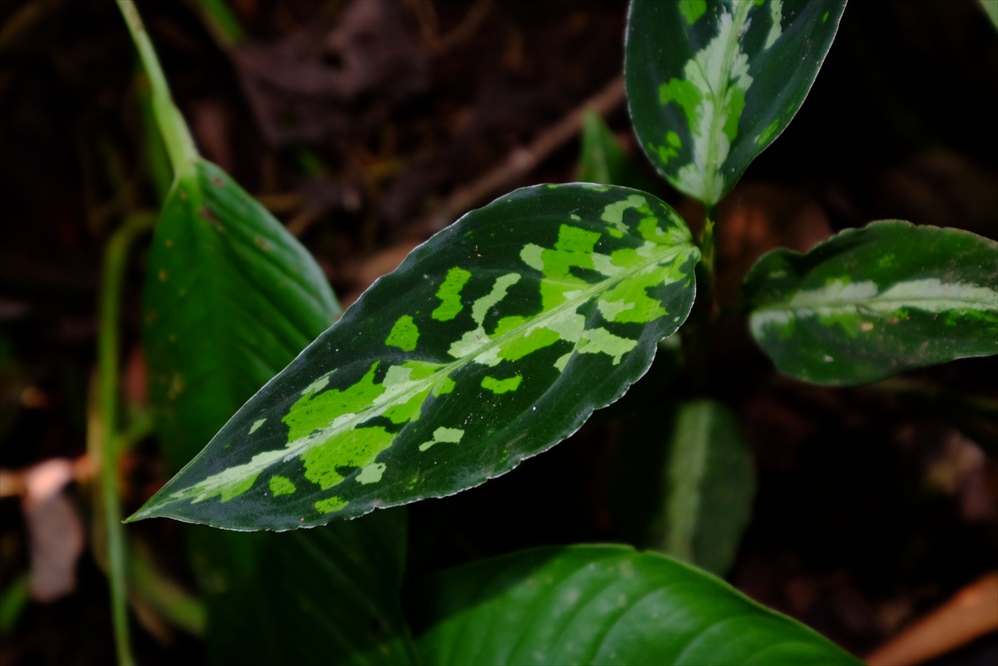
[118,0,998,664]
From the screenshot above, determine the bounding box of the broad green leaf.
[656,399,755,575]
[190,513,411,665]
[576,110,658,193]
[144,159,340,470]
[132,183,700,530]
[142,158,414,664]
[744,221,998,386]
[625,0,847,206]
[410,545,862,665]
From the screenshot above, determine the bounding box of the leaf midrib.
[304,240,698,440]
[698,1,753,204]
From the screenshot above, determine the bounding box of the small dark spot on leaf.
[211,176,224,187]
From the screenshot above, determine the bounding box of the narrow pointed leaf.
[657,399,755,575]
[410,545,862,665]
[603,399,753,576]
[625,0,847,206]
[132,184,700,530]
[142,158,414,664]
[744,221,998,385]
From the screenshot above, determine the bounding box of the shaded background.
[1,0,996,663]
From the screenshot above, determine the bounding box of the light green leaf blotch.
[356,463,386,485]
[678,0,707,25]
[658,131,682,166]
[219,474,257,502]
[449,274,522,359]
[602,194,651,239]
[386,314,419,351]
[284,363,385,441]
[303,426,395,490]
[433,267,472,321]
[418,427,465,452]
[764,0,784,49]
[269,475,296,497]
[481,375,522,394]
[315,496,348,514]
[249,418,267,434]
[756,118,781,145]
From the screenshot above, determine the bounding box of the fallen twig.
[865,572,998,666]
[413,75,627,237]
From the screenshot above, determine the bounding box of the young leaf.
[576,109,658,192]
[410,545,862,665]
[142,158,414,664]
[744,221,998,386]
[625,0,847,206]
[657,399,755,576]
[131,184,700,530]
[603,399,754,576]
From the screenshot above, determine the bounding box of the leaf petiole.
[116,1,199,184]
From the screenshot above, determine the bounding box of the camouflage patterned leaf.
[410,545,863,665]
[625,0,847,206]
[744,221,998,386]
[130,184,700,530]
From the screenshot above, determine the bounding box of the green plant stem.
[117,0,198,183]
[682,207,720,391]
[698,209,717,307]
[98,213,155,666]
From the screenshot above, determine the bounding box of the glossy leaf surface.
[745,221,998,385]
[142,158,413,664]
[657,399,755,575]
[144,159,340,470]
[133,184,700,529]
[626,0,847,206]
[411,545,862,665]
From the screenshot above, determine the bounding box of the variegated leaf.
[130,184,700,530]
[625,0,847,206]
[744,221,998,386]
[411,545,862,665]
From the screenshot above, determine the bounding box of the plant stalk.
[97,213,154,666]
[681,207,720,391]
[117,0,198,183]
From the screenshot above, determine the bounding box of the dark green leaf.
[744,221,998,385]
[411,545,862,665]
[625,0,847,206]
[602,399,753,575]
[190,513,411,666]
[141,158,414,664]
[656,399,755,575]
[132,184,700,530]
